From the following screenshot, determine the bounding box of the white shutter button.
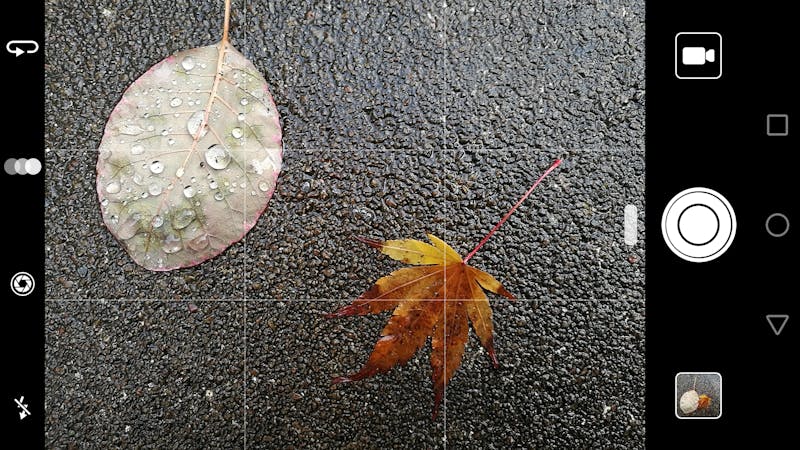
[662,188,736,262]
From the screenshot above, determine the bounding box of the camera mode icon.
[10,272,35,296]
[675,32,722,79]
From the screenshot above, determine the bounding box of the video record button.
[675,32,722,79]
[662,188,736,262]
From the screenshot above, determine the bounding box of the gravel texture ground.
[44,0,645,448]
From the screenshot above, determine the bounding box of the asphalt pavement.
[45,0,645,448]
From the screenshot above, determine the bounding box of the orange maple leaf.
[326,159,562,419]
[326,234,514,418]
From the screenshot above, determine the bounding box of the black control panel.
[648,1,795,443]
[2,2,45,446]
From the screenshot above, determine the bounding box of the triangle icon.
[766,314,789,336]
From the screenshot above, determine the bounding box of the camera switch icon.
[675,32,722,79]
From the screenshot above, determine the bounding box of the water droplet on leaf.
[119,124,145,135]
[181,56,195,71]
[116,215,139,240]
[162,234,183,253]
[105,181,121,194]
[150,161,164,174]
[183,185,196,198]
[187,111,207,138]
[188,234,210,251]
[172,208,196,229]
[205,145,231,169]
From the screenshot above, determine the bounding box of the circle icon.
[10,272,35,296]
[765,213,789,238]
[662,188,736,262]
[24,158,42,175]
[14,158,28,175]
[4,158,16,175]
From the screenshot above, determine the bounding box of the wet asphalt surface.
[45,0,645,448]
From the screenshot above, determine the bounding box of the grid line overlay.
[43,1,646,448]
[441,1,449,444]
[242,1,249,447]
[46,147,644,153]
[45,298,645,302]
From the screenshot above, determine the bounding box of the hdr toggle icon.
[675,32,722,79]
[3,158,41,175]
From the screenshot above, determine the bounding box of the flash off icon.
[675,32,722,79]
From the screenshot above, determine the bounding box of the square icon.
[767,114,789,136]
[675,32,722,79]
[675,372,722,419]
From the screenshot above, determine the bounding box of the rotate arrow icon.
[6,40,39,57]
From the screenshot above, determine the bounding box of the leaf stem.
[462,159,562,264]
[222,0,232,44]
